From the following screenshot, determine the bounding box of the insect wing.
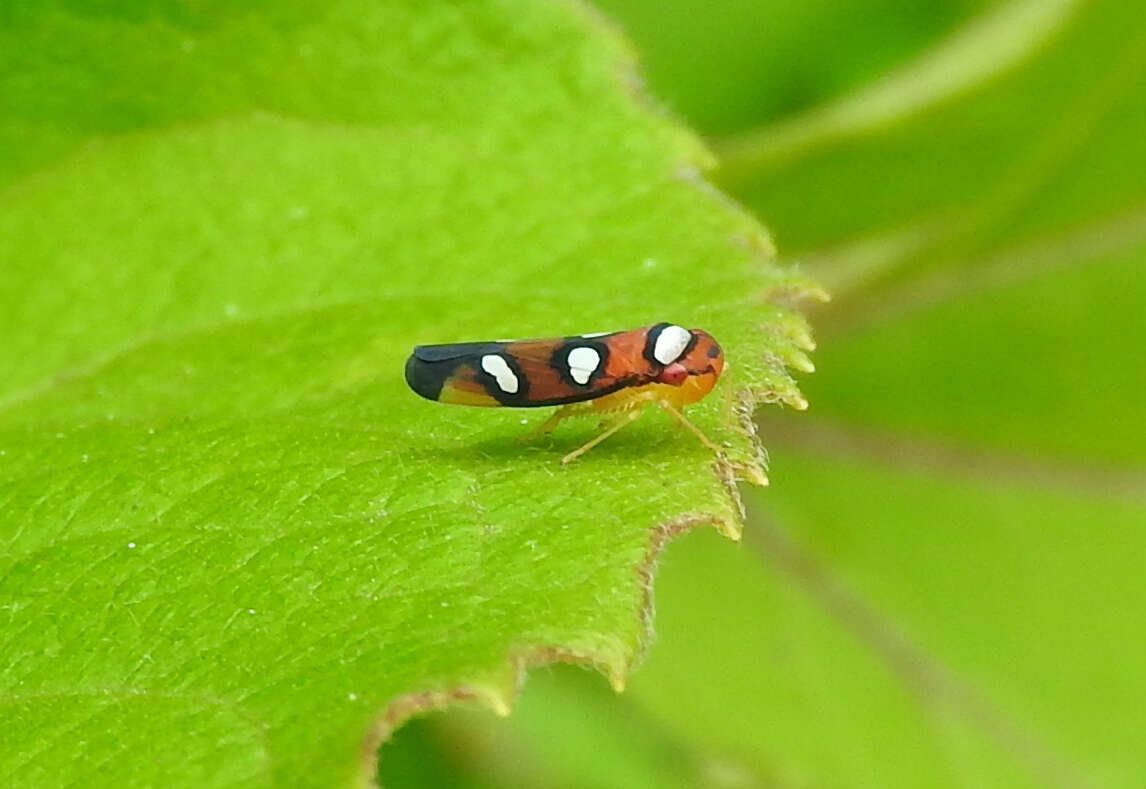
[405,342,508,406]
[405,330,647,407]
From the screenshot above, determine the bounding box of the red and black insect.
[405,323,726,463]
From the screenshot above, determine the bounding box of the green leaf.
[726,0,1146,461]
[380,1,1146,786]
[594,0,1002,137]
[381,668,706,789]
[0,1,816,785]
[626,465,1146,788]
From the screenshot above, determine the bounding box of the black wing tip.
[412,341,507,363]
[411,344,436,362]
[405,353,445,401]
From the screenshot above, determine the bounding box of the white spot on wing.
[653,325,692,365]
[480,354,519,394]
[566,346,602,385]
[580,331,611,338]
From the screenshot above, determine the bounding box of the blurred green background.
[380,0,1146,786]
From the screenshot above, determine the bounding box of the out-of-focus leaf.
[724,0,1146,459]
[803,241,1146,463]
[594,0,1001,136]
[380,668,710,789]
[626,451,1146,787]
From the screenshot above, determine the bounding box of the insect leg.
[518,405,577,442]
[561,410,643,465]
[655,400,723,453]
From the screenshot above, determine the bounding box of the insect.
[404,323,726,464]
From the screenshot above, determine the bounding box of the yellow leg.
[656,400,724,453]
[518,405,575,442]
[561,410,643,465]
